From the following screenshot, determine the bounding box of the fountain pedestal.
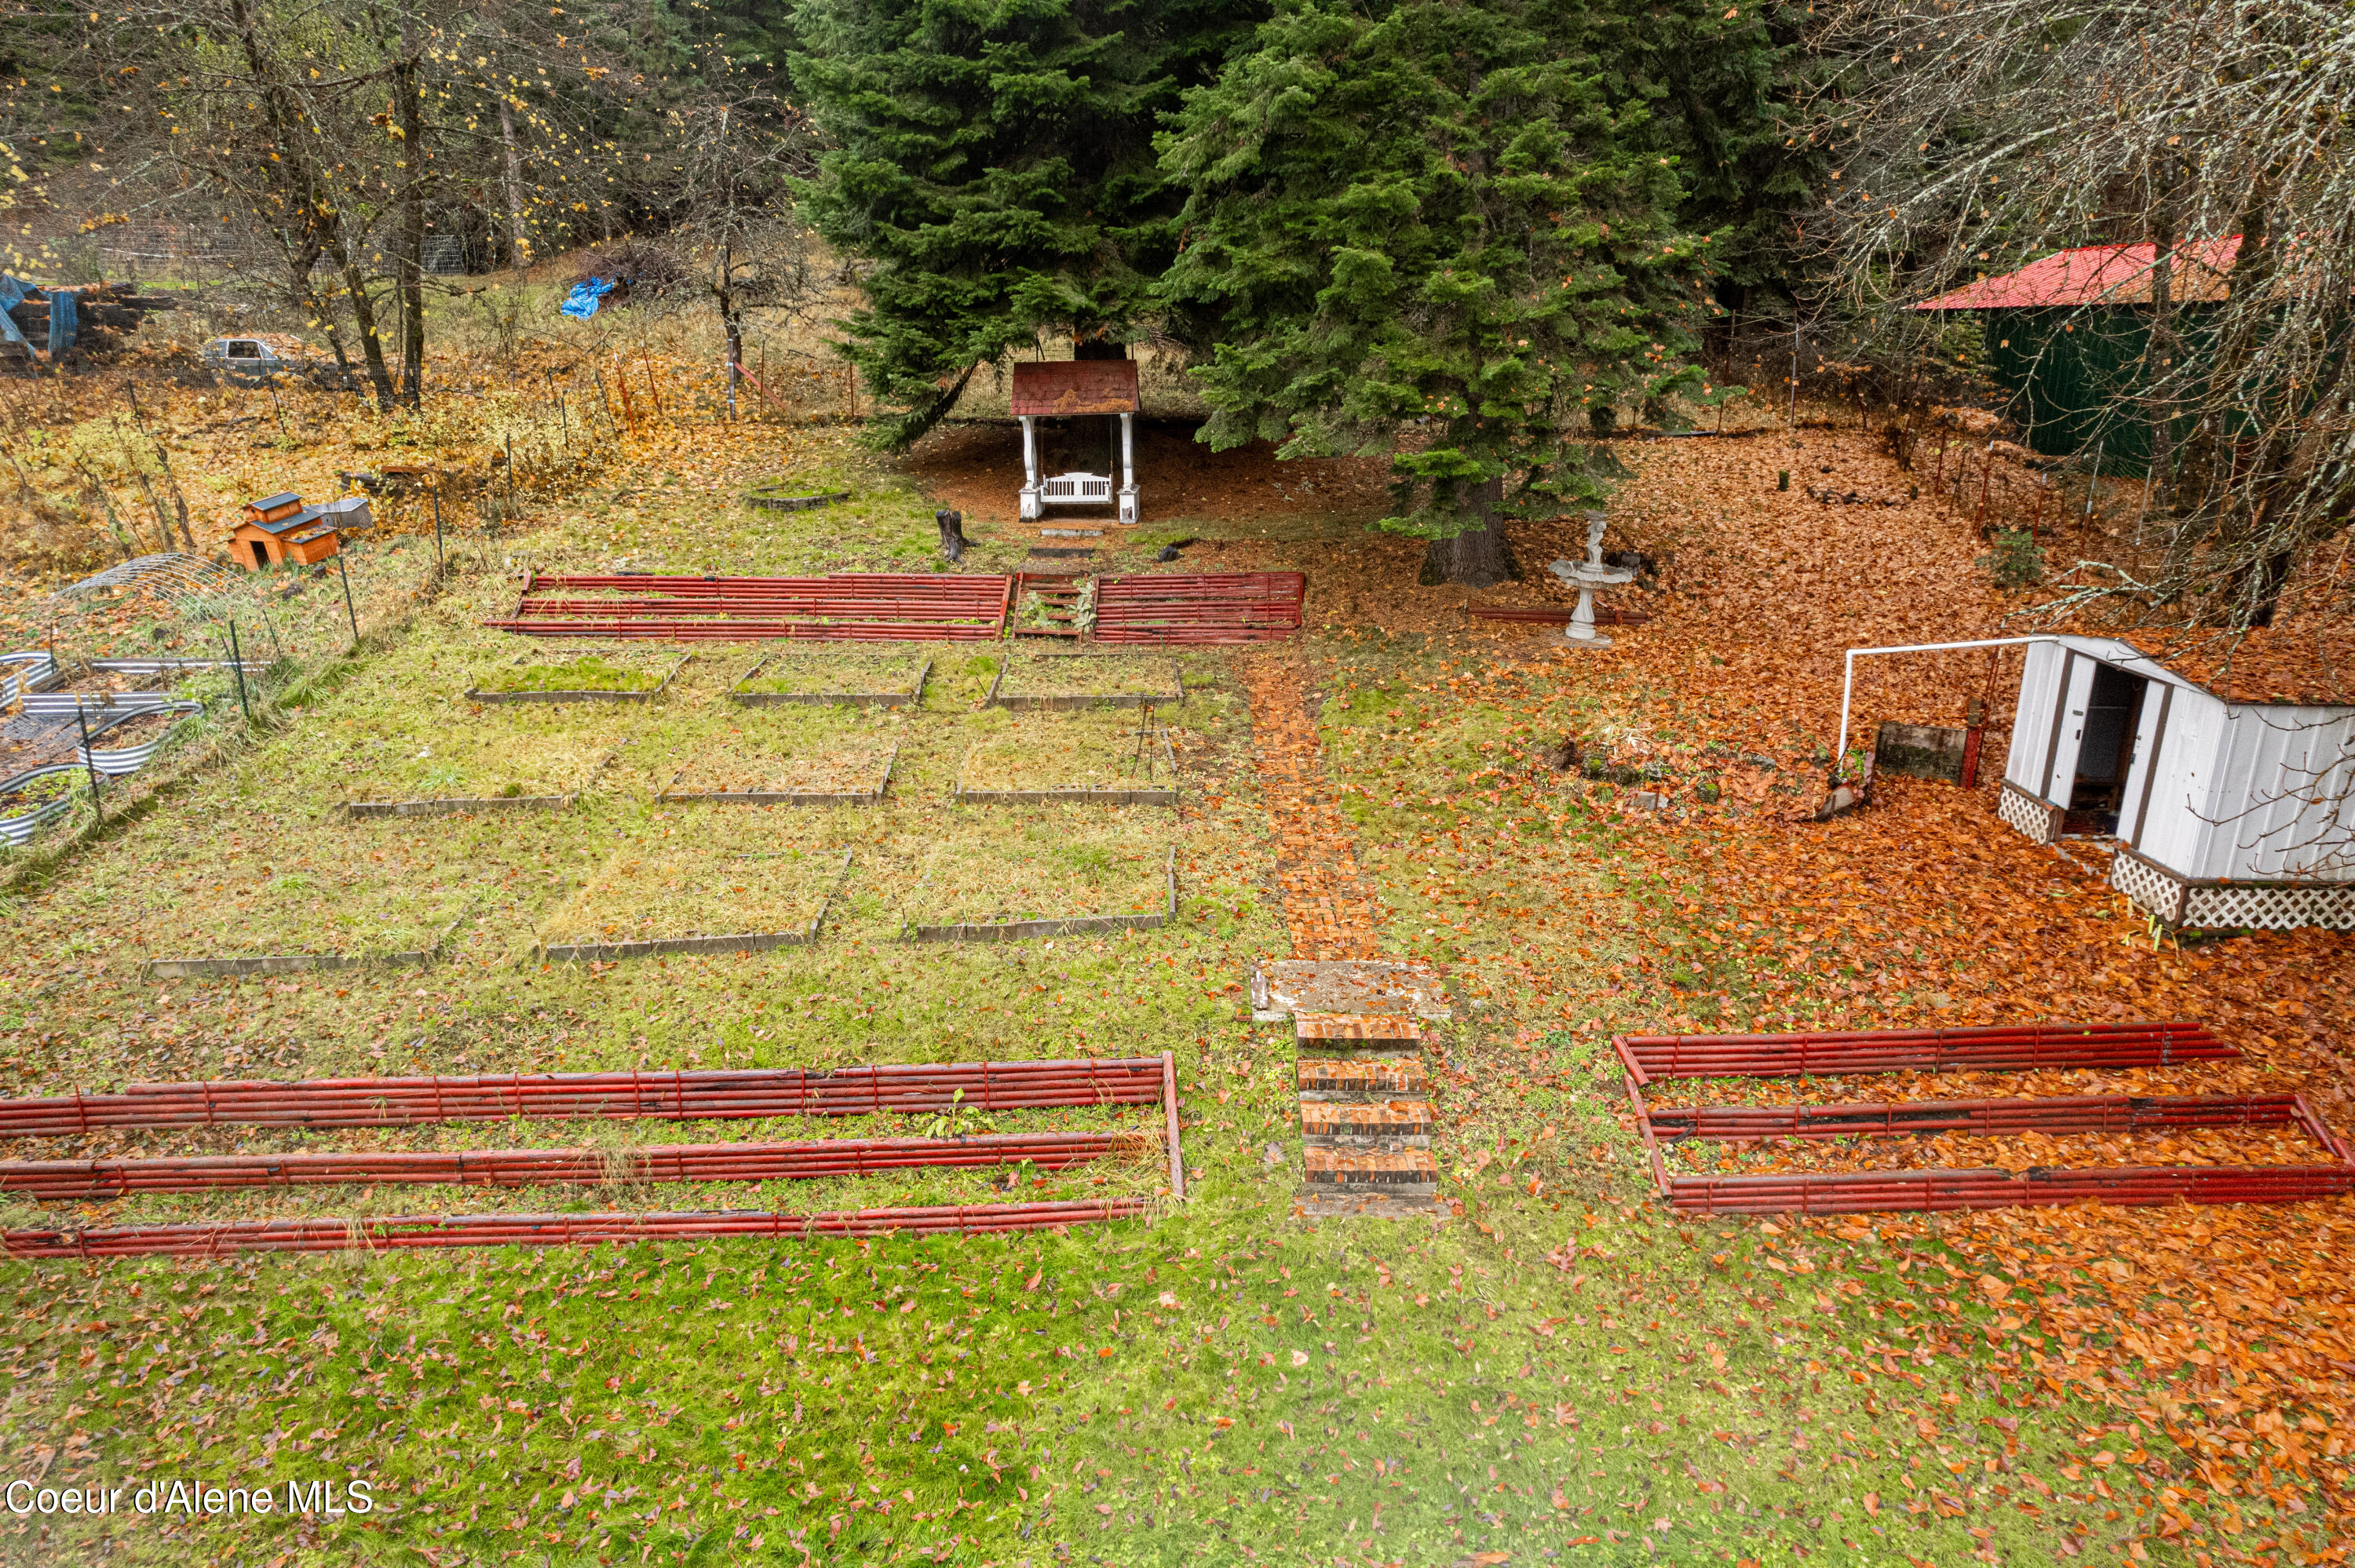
[1545,512,1638,647]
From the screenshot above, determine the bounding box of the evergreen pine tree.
[1637,2,1823,326]
[789,0,1263,448]
[1157,0,1725,585]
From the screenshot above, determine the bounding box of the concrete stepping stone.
[1254,959,1448,1022]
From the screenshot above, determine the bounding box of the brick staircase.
[1293,1011,1447,1217]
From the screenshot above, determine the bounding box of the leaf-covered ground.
[0,354,2347,1568]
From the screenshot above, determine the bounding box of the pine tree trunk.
[1419,476,1514,587]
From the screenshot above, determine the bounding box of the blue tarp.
[46,287,75,356]
[0,275,71,357]
[0,275,35,356]
[560,277,615,319]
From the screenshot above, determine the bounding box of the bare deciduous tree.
[1811,0,2355,630]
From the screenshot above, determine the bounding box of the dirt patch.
[901,418,1393,534]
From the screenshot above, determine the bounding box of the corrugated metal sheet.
[2004,640,2065,795]
[2138,682,2222,876]
[2044,654,2097,800]
[2193,708,2355,881]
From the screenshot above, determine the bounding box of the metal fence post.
[226,620,253,724]
[75,704,102,826]
[336,553,360,647]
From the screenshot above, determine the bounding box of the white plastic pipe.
[1835,636,2057,769]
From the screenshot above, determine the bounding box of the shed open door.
[2123,683,2173,849]
[2041,652,2094,801]
[2044,655,2157,829]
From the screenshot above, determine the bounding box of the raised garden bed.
[729,653,929,708]
[465,648,688,703]
[142,917,463,981]
[339,725,619,816]
[79,702,205,776]
[986,654,1183,711]
[0,764,81,845]
[539,841,853,961]
[658,742,896,806]
[902,823,1176,942]
[955,713,1176,805]
[122,822,510,976]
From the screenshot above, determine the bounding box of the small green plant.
[918,1087,997,1139]
[1,773,76,808]
[1980,528,2043,587]
[1053,841,1119,875]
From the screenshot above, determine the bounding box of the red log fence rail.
[0,1055,1185,1258]
[1613,1023,2353,1217]
[0,1059,1167,1138]
[1616,1021,2233,1083]
[1645,1092,2308,1142]
[0,1130,1138,1202]
[3,1200,1147,1260]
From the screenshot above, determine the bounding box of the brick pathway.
[1240,658,1444,1216]
[1239,658,1382,961]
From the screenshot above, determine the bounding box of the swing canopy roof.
[1010,360,1140,417]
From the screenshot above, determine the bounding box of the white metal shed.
[1998,635,2355,929]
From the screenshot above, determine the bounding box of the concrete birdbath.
[1546,512,1638,647]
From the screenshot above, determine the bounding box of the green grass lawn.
[0,436,2292,1568]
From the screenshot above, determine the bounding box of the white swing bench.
[1039,473,1115,506]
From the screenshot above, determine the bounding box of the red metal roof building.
[1913,237,2241,312]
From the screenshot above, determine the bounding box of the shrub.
[1980,528,2043,587]
[571,239,688,304]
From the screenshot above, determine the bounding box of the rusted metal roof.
[1010,359,1140,416]
[1914,237,2240,310]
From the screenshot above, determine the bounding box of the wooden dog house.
[1010,360,1140,525]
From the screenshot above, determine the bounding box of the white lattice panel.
[1997,782,2059,845]
[2109,851,2186,925]
[2183,881,2355,932]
